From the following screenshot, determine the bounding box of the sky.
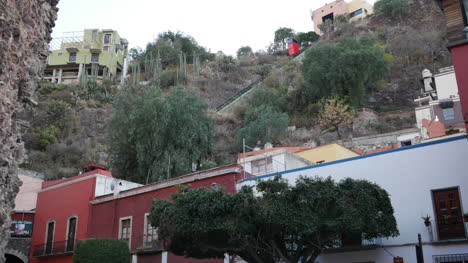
[52,0,375,56]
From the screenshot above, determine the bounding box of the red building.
[436,0,468,130]
[29,164,248,263]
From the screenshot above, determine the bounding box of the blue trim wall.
[242,135,467,182]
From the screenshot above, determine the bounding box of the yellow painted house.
[296,143,359,164]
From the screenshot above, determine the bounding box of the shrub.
[34,125,57,150]
[73,238,130,263]
[374,0,409,19]
[254,64,273,79]
[160,69,178,88]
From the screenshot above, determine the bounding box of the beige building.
[311,0,373,34]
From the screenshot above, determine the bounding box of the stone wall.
[0,0,58,261]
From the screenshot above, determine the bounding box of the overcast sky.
[52,0,375,56]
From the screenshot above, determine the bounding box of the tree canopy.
[237,46,254,58]
[296,31,320,47]
[274,27,295,51]
[151,176,399,263]
[237,105,289,148]
[318,98,353,138]
[374,0,409,19]
[302,35,391,108]
[109,86,213,183]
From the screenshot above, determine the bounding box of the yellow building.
[296,143,359,164]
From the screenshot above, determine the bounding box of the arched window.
[66,216,78,252]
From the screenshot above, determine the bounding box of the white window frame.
[143,213,158,246]
[44,219,56,253]
[65,215,78,250]
[118,216,133,248]
[443,107,455,121]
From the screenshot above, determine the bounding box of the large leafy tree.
[318,98,353,138]
[296,31,320,47]
[237,46,253,58]
[151,176,399,263]
[109,86,213,183]
[73,238,130,263]
[302,35,391,108]
[274,27,295,51]
[237,106,289,147]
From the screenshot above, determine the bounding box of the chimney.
[264,142,273,149]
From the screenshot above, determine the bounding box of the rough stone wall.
[0,0,58,261]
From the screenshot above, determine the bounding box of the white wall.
[435,71,459,100]
[240,152,309,176]
[95,175,142,197]
[240,136,468,263]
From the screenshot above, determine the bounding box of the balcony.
[425,218,468,244]
[323,236,383,253]
[33,240,76,258]
[134,234,164,254]
[433,253,468,263]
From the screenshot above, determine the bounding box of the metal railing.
[33,240,77,257]
[134,234,163,252]
[433,253,468,263]
[425,218,467,242]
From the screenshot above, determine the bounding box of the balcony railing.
[433,253,468,263]
[425,218,467,242]
[33,240,76,257]
[134,234,163,253]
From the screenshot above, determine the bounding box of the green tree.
[151,176,399,263]
[109,86,213,183]
[237,46,253,58]
[296,31,320,47]
[374,0,409,19]
[274,27,295,51]
[237,106,288,147]
[73,238,130,263]
[302,35,390,108]
[253,64,273,79]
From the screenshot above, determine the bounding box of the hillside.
[21,0,454,179]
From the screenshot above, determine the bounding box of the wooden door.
[433,188,466,240]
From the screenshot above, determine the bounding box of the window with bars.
[104,33,112,44]
[91,53,99,63]
[144,214,158,245]
[120,218,131,242]
[69,52,76,62]
[251,157,273,175]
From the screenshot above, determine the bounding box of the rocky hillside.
[0,0,58,260]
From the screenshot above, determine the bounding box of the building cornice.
[90,167,241,204]
[39,174,107,193]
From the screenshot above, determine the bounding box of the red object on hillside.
[288,37,300,56]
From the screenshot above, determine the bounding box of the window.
[251,157,273,175]
[350,8,363,17]
[119,217,132,246]
[45,221,55,254]
[143,213,158,246]
[433,254,468,263]
[432,188,465,240]
[91,53,99,63]
[69,52,76,62]
[443,108,455,120]
[104,33,112,44]
[463,0,468,25]
[66,216,77,252]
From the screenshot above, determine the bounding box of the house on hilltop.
[44,29,129,85]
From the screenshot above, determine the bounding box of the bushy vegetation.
[374,0,410,19]
[151,176,399,263]
[109,86,213,183]
[73,238,130,263]
[302,35,391,108]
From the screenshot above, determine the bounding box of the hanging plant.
[421,215,431,227]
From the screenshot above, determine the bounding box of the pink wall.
[312,0,348,34]
[451,44,468,131]
[15,174,43,211]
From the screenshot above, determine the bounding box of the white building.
[239,135,468,263]
[237,146,312,177]
[415,67,465,139]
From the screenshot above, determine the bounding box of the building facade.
[28,165,247,263]
[44,29,129,85]
[435,0,468,131]
[311,0,373,34]
[241,136,468,263]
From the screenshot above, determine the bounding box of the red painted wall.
[451,44,468,131]
[30,175,98,263]
[89,165,243,263]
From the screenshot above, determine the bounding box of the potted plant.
[422,215,431,227]
[464,213,468,222]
